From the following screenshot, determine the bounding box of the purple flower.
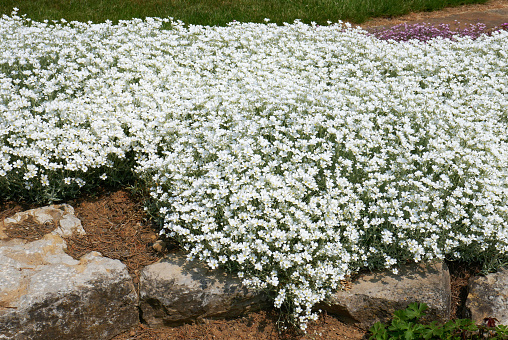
[369,21,506,43]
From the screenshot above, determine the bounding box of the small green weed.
[368,302,508,340]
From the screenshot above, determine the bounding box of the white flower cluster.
[1,11,508,329]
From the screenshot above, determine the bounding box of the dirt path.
[359,0,508,30]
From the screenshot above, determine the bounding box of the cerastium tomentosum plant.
[1,9,508,330]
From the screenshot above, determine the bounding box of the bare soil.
[359,0,508,30]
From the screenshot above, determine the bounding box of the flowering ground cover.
[1,11,508,330]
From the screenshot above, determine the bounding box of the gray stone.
[139,252,270,326]
[465,267,508,326]
[0,204,85,240]
[317,261,451,330]
[0,208,139,340]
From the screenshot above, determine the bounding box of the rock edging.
[139,254,271,326]
[318,261,451,329]
[1,205,507,339]
[0,205,138,340]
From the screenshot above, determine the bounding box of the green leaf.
[421,327,440,340]
[404,302,428,320]
[404,329,415,340]
[393,309,409,321]
[495,324,508,334]
[369,322,389,340]
[389,319,411,331]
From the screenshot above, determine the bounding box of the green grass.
[0,0,489,26]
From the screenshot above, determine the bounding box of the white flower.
[40,174,49,186]
[381,229,393,244]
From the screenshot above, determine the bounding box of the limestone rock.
[0,204,85,240]
[139,252,270,326]
[0,208,139,340]
[318,261,451,329]
[465,267,508,326]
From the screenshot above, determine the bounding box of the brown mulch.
[112,309,367,340]
[0,202,33,225]
[3,215,57,242]
[448,261,483,319]
[62,189,173,286]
